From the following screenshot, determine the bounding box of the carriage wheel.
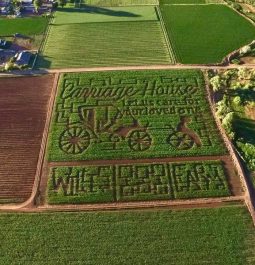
[59,127,90,154]
[168,132,194,150]
[128,130,152,151]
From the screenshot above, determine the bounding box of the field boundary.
[155,6,177,63]
[32,14,55,70]
[48,155,231,167]
[39,196,243,212]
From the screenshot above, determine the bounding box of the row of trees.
[209,68,255,170]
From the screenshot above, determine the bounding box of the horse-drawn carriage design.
[59,105,152,154]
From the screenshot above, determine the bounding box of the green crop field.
[47,70,226,161]
[54,6,158,23]
[160,4,255,64]
[47,160,230,204]
[159,0,206,4]
[0,17,48,36]
[36,7,172,68]
[84,0,159,6]
[0,206,254,264]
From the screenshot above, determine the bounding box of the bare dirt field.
[0,75,54,203]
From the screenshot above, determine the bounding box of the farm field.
[84,0,159,6]
[54,6,158,23]
[47,160,231,204]
[47,70,226,161]
[160,4,255,64]
[0,17,48,36]
[36,7,172,68]
[43,69,244,205]
[160,0,206,4]
[0,75,54,203]
[0,206,254,264]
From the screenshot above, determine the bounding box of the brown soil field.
[0,75,54,204]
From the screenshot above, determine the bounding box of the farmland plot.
[47,70,226,161]
[36,7,172,68]
[0,75,53,203]
[44,70,243,204]
[0,206,254,265]
[160,4,255,64]
[84,0,159,6]
[47,161,230,204]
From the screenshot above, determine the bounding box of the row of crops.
[0,206,254,264]
[37,21,171,69]
[36,0,255,68]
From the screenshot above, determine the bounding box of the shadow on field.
[34,54,52,69]
[233,117,255,145]
[57,5,141,18]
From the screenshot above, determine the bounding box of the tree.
[58,0,67,8]
[216,96,231,120]
[238,67,250,80]
[240,45,251,56]
[210,75,221,92]
[222,112,235,139]
[33,0,43,13]
[233,96,242,106]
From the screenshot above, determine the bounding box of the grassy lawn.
[0,17,48,36]
[0,206,254,264]
[160,5,255,64]
[36,7,171,68]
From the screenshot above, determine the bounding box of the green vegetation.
[36,7,171,68]
[47,70,226,161]
[47,160,230,204]
[225,0,255,23]
[160,4,255,64]
[84,0,158,6]
[0,206,254,264]
[159,0,206,4]
[54,6,158,24]
[208,68,255,171]
[0,17,48,36]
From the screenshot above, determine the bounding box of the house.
[15,51,32,66]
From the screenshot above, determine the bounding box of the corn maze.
[47,161,230,204]
[44,69,242,204]
[47,70,226,161]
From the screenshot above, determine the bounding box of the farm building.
[15,51,32,65]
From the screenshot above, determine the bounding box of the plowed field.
[0,75,54,203]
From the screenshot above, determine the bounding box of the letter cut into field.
[47,70,227,161]
[47,161,230,204]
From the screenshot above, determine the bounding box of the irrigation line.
[156,6,177,64]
